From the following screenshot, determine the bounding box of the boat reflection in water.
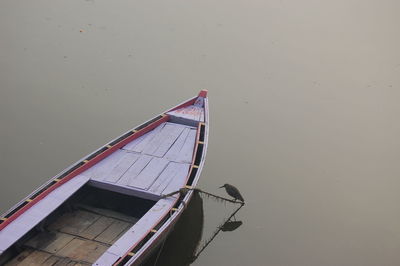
[143,190,245,266]
[143,191,204,266]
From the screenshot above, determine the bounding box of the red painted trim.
[0,115,169,232]
[168,91,208,113]
[168,98,196,112]
[198,89,208,98]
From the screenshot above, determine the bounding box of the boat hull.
[0,90,209,266]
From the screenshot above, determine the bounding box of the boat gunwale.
[0,95,198,231]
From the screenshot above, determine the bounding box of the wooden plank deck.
[162,127,196,163]
[56,238,108,264]
[83,122,196,197]
[76,204,139,224]
[94,220,131,245]
[25,232,75,254]
[123,124,165,153]
[175,129,197,163]
[78,217,114,240]
[48,210,100,235]
[148,162,190,194]
[128,157,169,189]
[103,153,140,183]
[7,206,137,265]
[83,150,127,182]
[6,250,52,266]
[116,155,152,186]
[142,123,185,157]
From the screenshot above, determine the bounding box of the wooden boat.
[0,90,209,266]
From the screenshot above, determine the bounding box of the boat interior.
[0,94,207,265]
[2,186,156,265]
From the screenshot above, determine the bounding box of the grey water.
[1,0,400,265]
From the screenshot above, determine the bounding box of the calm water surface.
[1,0,400,265]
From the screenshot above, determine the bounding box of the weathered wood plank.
[125,123,165,153]
[116,155,152,186]
[82,150,126,181]
[41,255,62,266]
[25,232,75,254]
[4,249,34,266]
[148,162,190,195]
[56,238,108,263]
[43,256,91,266]
[164,128,196,162]
[122,133,147,151]
[81,243,109,264]
[104,153,140,183]
[94,220,131,244]
[143,123,185,156]
[150,124,187,157]
[74,262,91,266]
[176,129,197,163]
[163,128,190,161]
[76,204,139,224]
[6,250,52,266]
[49,210,100,235]
[57,240,82,260]
[53,257,76,266]
[162,166,190,195]
[44,234,76,254]
[79,216,115,240]
[128,157,169,189]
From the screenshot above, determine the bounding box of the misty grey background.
[1,0,400,265]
